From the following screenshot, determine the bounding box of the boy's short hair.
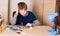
[18,2,27,10]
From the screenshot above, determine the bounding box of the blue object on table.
[47,28,59,35]
[12,28,18,31]
[48,12,58,22]
[27,26,31,28]
[47,12,59,35]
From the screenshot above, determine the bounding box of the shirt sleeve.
[29,12,40,26]
[30,12,37,21]
[32,20,40,26]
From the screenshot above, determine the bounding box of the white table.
[0,26,60,36]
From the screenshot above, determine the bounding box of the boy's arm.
[32,20,40,26]
[26,20,40,27]
[29,12,40,26]
[10,11,18,25]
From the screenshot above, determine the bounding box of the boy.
[11,2,40,26]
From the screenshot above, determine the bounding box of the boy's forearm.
[10,12,18,25]
[32,20,40,26]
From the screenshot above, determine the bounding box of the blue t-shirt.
[16,11,37,25]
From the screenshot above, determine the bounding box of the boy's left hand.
[26,23,32,27]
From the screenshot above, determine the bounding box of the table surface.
[0,26,60,36]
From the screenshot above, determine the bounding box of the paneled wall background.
[33,0,56,27]
[33,0,44,24]
[43,0,56,27]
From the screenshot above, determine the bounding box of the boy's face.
[19,9,27,16]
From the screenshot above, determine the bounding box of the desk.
[0,26,60,36]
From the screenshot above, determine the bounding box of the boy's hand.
[26,23,33,29]
[26,23,32,27]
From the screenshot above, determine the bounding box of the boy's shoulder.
[27,11,33,14]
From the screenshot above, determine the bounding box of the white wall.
[0,0,8,24]
[10,0,33,20]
